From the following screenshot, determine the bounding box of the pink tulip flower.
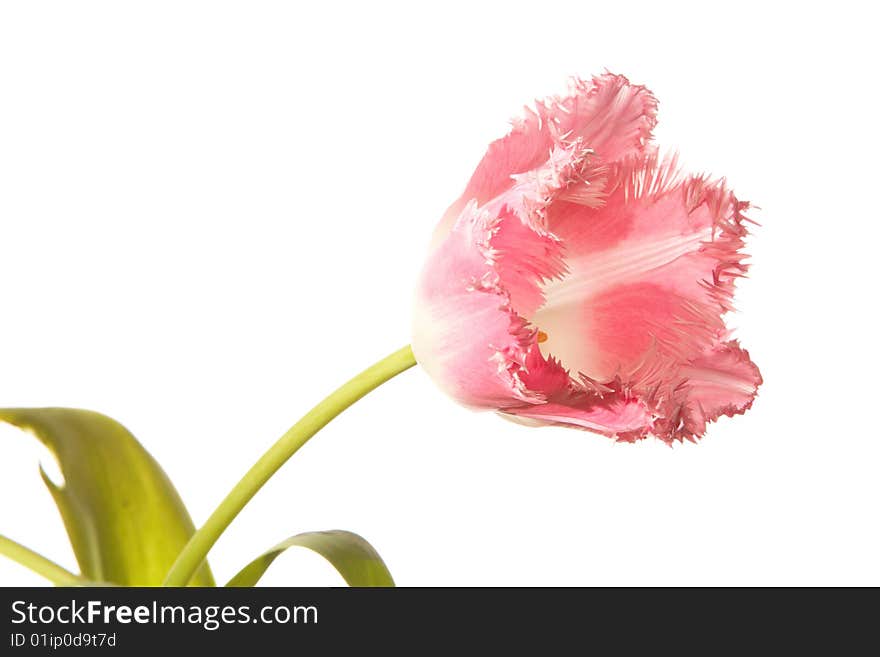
[413,73,761,442]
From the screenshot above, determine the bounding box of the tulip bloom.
[413,73,761,442]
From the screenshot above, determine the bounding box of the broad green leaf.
[0,408,214,586]
[227,530,394,587]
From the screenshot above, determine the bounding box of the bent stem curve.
[0,534,84,586]
[163,345,417,587]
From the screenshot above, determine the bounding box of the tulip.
[412,73,761,442]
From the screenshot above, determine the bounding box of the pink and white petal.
[434,74,658,241]
[554,74,659,166]
[502,396,653,440]
[515,343,571,398]
[413,204,553,409]
[663,340,762,441]
[488,205,568,318]
[533,153,751,389]
[499,344,653,438]
[468,73,659,205]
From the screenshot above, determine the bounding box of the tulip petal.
[531,152,760,441]
[502,397,652,441]
[665,340,763,440]
[467,73,658,205]
[435,73,658,241]
[413,203,541,408]
[503,347,653,440]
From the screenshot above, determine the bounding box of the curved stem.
[163,345,417,586]
[0,534,84,586]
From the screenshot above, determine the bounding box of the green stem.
[0,534,84,586]
[163,345,417,587]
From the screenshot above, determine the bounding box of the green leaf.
[227,530,394,587]
[0,407,214,586]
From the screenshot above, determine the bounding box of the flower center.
[532,299,599,378]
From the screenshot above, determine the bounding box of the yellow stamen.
[537,330,548,343]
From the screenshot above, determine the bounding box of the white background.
[1,1,877,586]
